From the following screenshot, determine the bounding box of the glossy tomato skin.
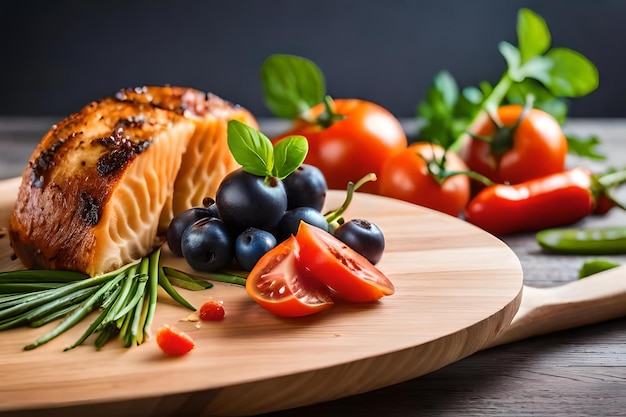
[246,236,334,317]
[378,143,470,217]
[464,105,568,185]
[274,99,407,194]
[295,222,394,302]
[199,301,226,321]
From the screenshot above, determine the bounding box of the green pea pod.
[578,259,621,279]
[536,226,626,255]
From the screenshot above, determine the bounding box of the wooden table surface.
[1,117,625,417]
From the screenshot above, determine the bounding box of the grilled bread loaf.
[9,86,257,276]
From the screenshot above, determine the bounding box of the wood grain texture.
[259,191,626,417]
[3,118,626,417]
[261,319,626,417]
[491,265,626,347]
[0,179,523,416]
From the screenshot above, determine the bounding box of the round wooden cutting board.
[0,177,523,416]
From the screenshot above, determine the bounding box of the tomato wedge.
[296,222,395,302]
[246,236,334,317]
[155,324,195,357]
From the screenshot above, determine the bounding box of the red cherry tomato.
[246,236,334,317]
[295,222,394,302]
[199,301,225,321]
[464,105,568,185]
[378,142,470,217]
[273,99,407,193]
[155,324,195,356]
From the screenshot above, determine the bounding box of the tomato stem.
[441,169,495,186]
[310,95,347,129]
[325,173,377,229]
[594,168,626,211]
[598,168,626,188]
[490,95,535,156]
[421,144,494,187]
[451,73,513,152]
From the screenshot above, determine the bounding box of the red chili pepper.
[464,168,596,235]
[591,168,626,216]
[593,193,615,216]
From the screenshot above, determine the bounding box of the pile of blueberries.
[166,164,385,273]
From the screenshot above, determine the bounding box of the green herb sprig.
[0,249,210,351]
[417,8,601,159]
[1,119,297,353]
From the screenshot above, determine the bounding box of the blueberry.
[216,168,287,231]
[201,197,221,218]
[334,219,385,265]
[181,217,234,272]
[235,228,277,271]
[167,207,218,257]
[276,207,329,242]
[283,164,328,211]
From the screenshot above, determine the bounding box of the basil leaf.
[517,8,551,63]
[499,42,523,81]
[544,48,599,97]
[227,120,274,177]
[260,54,326,120]
[507,80,569,123]
[535,99,569,125]
[518,55,553,84]
[566,134,606,160]
[272,135,309,179]
[461,86,485,106]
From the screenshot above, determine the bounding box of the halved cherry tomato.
[464,104,568,185]
[155,324,195,357]
[246,236,334,317]
[378,142,470,217]
[273,99,407,193]
[295,222,394,302]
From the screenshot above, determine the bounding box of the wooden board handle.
[489,265,626,348]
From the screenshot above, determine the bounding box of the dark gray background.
[1,0,624,118]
